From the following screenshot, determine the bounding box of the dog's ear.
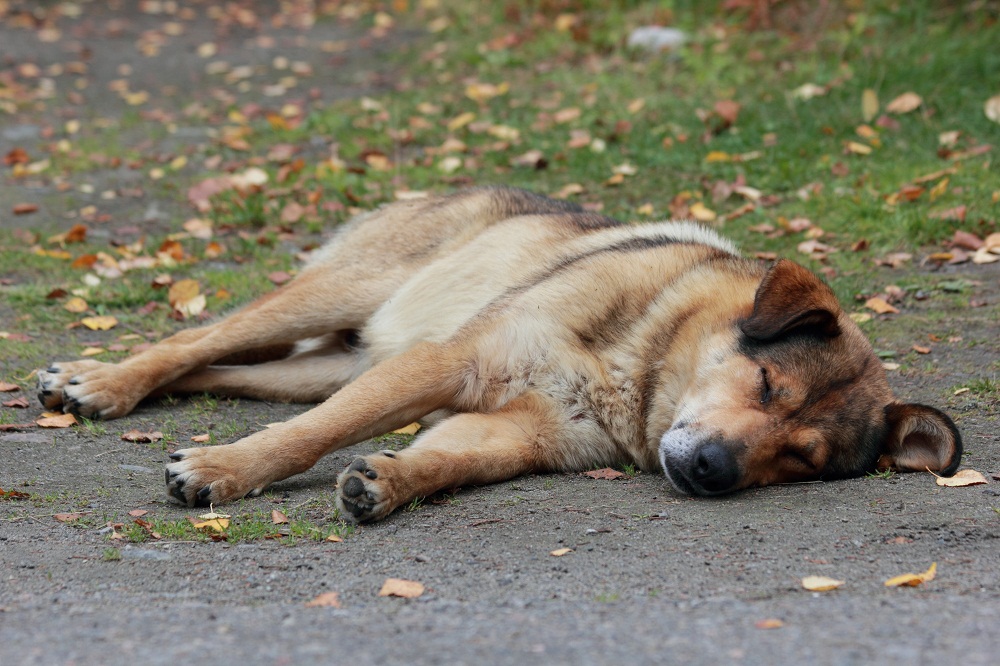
[740,259,841,342]
[879,403,962,474]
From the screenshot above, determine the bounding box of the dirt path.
[2,3,999,664]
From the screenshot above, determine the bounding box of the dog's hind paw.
[165,447,264,507]
[335,454,399,522]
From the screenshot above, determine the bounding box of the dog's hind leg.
[165,341,473,506]
[335,393,562,521]
[37,270,391,419]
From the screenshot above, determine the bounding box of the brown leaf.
[13,203,39,215]
[886,92,922,114]
[935,469,987,487]
[267,271,292,286]
[1,487,31,500]
[756,618,785,630]
[305,592,342,608]
[271,510,289,525]
[3,397,30,408]
[584,468,625,480]
[952,230,983,250]
[378,578,425,598]
[0,423,37,432]
[54,512,86,522]
[191,434,211,443]
[0,381,20,392]
[37,413,78,428]
[929,205,967,222]
[713,99,741,125]
[121,429,164,443]
[912,345,931,355]
[64,224,88,243]
[128,509,149,517]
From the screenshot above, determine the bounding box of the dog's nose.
[689,440,739,494]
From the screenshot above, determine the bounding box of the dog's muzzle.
[659,425,741,496]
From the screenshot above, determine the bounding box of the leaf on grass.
[584,468,625,480]
[37,413,78,428]
[268,271,292,285]
[861,88,879,121]
[392,422,421,435]
[121,429,164,443]
[64,297,89,313]
[193,518,230,532]
[305,591,342,608]
[886,92,922,114]
[984,94,1000,124]
[865,297,899,314]
[1,487,31,500]
[550,547,573,557]
[935,469,987,487]
[884,562,936,587]
[802,575,845,591]
[0,381,20,392]
[271,510,289,525]
[553,183,585,199]
[168,279,206,318]
[379,578,425,598]
[197,509,231,520]
[688,202,716,222]
[81,316,118,331]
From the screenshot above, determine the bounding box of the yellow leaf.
[446,112,476,131]
[884,562,936,587]
[305,592,341,608]
[550,547,573,557]
[705,151,731,163]
[846,141,872,155]
[64,297,89,313]
[191,434,211,443]
[193,518,230,532]
[326,534,344,543]
[81,316,118,331]
[802,575,845,591]
[849,313,872,324]
[935,469,987,487]
[861,88,878,122]
[37,413,78,428]
[553,183,585,199]
[392,422,422,435]
[864,297,899,314]
[928,177,949,202]
[756,618,785,629]
[80,347,106,357]
[689,202,717,222]
[379,578,425,598]
[627,98,646,114]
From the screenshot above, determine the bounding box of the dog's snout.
[689,440,739,494]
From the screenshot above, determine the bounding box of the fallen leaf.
[756,619,785,630]
[846,141,872,155]
[63,297,88,314]
[884,562,936,587]
[886,92,922,114]
[37,413,78,428]
[305,592,342,608]
[3,397,30,408]
[191,434,211,443]
[197,509,231,520]
[80,347,105,357]
[935,469,987,487]
[54,512,86,522]
[688,202,716,222]
[268,271,292,286]
[0,382,20,392]
[121,429,164,443]
[849,313,872,324]
[168,279,206,318]
[326,534,344,543]
[929,205,967,222]
[865,297,899,314]
[912,345,931,355]
[81,316,118,331]
[584,468,625,480]
[553,183,585,199]
[802,575,845,591]
[392,422,421,435]
[985,94,1000,124]
[13,203,39,215]
[193,518,230,532]
[128,509,149,517]
[271,510,289,524]
[861,88,879,121]
[972,248,999,264]
[550,547,573,557]
[0,487,31,500]
[379,578,425,598]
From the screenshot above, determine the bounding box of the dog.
[37,186,962,521]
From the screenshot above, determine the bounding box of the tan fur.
[37,187,962,521]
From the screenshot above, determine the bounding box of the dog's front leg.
[165,342,468,506]
[336,394,560,522]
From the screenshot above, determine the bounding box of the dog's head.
[659,259,962,496]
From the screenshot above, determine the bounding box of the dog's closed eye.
[759,368,773,404]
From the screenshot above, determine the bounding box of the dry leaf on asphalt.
[801,575,845,591]
[305,592,342,608]
[935,469,987,487]
[121,430,164,443]
[0,381,20,392]
[37,413,78,428]
[379,578,425,598]
[756,619,785,629]
[584,468,625,480]
[191,434,211,443]
[884,562,936,587]
[54,512,86,522]
[271,510,289,524]
[550,548,573,557]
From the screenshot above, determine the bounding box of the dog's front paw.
[335,453,401,522]
[37,360,105,412]
[165,447,265,507]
